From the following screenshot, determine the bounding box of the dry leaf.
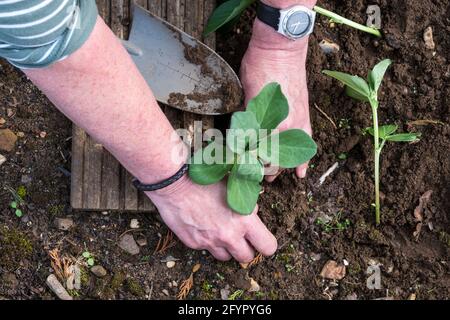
[192,263,201,273]
[320,260,346,280]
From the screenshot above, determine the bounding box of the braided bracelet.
[132,164,189,192]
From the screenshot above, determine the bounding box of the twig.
[154,230,177,254]
[314,103,337,130]
[318,162,339,186]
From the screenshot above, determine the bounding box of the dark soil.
[1,0,449,300]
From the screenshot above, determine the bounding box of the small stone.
[0,117,5,125]
[118,233,140,255]
[21,174,32,184]
[346,293,358,300]
[166,261,176,269]
[0,129,18,152]
[343,259,349,266]
[46,274,73,300]
[220,288,230,300]
[162,289,169,296]
[135,235,148,247]
[408,293,417,300]
[90,265,107,278]
[130,219,140,229]
[248,278,260,293]
[423,26,435,50]
[310,253,322,262]
[320,260,346,280]
[54,217,73,231]
[160,255,179,263]
[0,154,6,166]
[6,108,13,117]
[319,39,340,54]
[16,131,25,138]
[39,131,47,138]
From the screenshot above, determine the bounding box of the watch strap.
[256,1,281,31]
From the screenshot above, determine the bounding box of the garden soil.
[0,0,448,300]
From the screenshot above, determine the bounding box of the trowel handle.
[120,39,143,56]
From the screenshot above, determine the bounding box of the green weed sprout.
[323,59,420,225]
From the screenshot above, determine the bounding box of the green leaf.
[366,125,398,140]
[323,70,371,100]
[346,86,370,102]
[189,141,234,185]
[258,129,317,168]
[368,59,392,93]
[385,133,421,142]
[10,201,17,209]
[236,151,264,182]
[87,258,95,266]
[204,0,255,35]
[227,111,260,154]
[227,165,261,215]
[247,83,289,130]
[15,209,23,218]
[82,251,91,259]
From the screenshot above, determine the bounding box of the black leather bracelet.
[132,163,189,192]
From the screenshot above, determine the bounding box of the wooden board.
[71,0,215,211]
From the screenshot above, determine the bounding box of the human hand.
[240,0,317,181]
[147,175,277,262]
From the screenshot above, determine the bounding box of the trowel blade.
[128,3,243,115]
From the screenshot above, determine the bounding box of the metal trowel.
[121,3,243,115]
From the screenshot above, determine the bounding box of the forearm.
[24,17,186,184]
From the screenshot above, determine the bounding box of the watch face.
[286,11,311,37]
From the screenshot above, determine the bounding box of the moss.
[79,266,90,286]
[100,270,126,299]
[268,290,279,300]
[17,186,27,199]
[126,278,145,298]
[48,204,65,216]
[200,280,215,300]
[439,231,450,247]
[0,226,33,270]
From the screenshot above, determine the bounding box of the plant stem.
[313,6,382,37]
[370,100,381,225]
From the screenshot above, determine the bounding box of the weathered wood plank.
[71,0,216,212]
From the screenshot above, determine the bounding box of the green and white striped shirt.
[0,0,98,69]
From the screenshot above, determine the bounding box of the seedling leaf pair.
[323,59,421,225]
[189,83,317,215]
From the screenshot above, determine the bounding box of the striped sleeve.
[0,0,98,69]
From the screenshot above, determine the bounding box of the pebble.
[0,154,6,166]
[423,26,435,50]
[21,174,32,184]
[46,274,73,300]
[0,117,5,125]
[166,261,176,269]
[54,217,73,231]
[90,265,107,278]
[130,219,140,229]
[136,235,148,247]
[0,129,18,152]
[319,39,340,54]
[248,278,260,293]
[39,131,47,138]
[162,289,169,296]
[320,260,346,280]
[118,234,140,255]
[220,288,230,300]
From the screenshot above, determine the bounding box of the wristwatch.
[256,1,316,40]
